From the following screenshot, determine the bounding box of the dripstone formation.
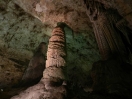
[43,22,67,99]
[11,23,67,99]
[83,1,132,98]
[84,0,132,61]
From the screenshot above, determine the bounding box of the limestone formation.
[20,42,46,86]
[43,22,67,98]
[1,0,132,99]
[11,23,67,99]
[96,0,132,27]
[84,0,132,61]
[0,1,100,98]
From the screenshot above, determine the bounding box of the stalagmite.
[42,22,67,98]
[11,23,67,99]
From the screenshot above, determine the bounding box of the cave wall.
[0,1,50,88]
[0,0,132,99]
[0,0,100,89]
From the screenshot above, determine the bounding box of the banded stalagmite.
[11,23,67,99]
[42,22,67,99]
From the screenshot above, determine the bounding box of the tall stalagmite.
[11,23,67,99]
[42,22,67,99]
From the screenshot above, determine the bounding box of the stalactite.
[84,0,132,95]
[84,0,132,61]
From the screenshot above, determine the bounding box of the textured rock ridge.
[84,0,132,61]
[43,23,67,99]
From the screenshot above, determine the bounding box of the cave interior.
[0,0,132,99]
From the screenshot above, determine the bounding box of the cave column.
[84,0,131,61]
[43,23,67,99]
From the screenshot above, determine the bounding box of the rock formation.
[90,59,132,99]
[83,1,132,98]
[0,0,132,99]
[20,42,46,86]
[84,0,132,61]
[11,23,67,99]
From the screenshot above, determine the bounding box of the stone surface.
[11,24,67,99]
[96,0,132,28]
[13,0,92,33]
[90,59,132,98]
[0,0,100,92]
[0,0,50,89]
[84,0,132,61]
[1,0,132,99]
[20,42,46,86]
